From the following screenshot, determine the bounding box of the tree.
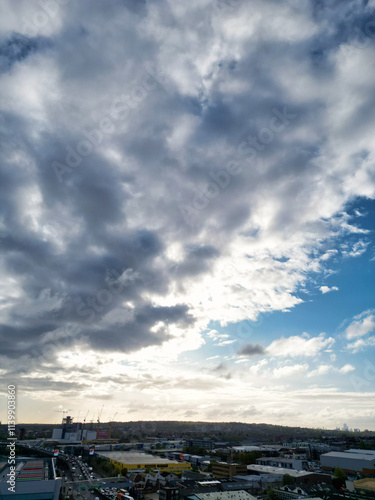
[236,451,261,465]
[121,467,128,477]
[283,474,296,486]
[267,488,276,500]
[333,467,347,489]
[206,460,217,473]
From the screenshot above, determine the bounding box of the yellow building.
[98,451,191,475]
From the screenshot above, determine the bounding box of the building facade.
[320,451,375,476]
[212,462,248,479]
[98,451,192,475]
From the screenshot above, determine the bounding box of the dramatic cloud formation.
[0,0,374,428]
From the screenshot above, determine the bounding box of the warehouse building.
[320,451,375,476]
[97,451,191,474]
[256,457,308,470]
[246,465,331,486]
[185,491,256,500]
[346,449,375,457]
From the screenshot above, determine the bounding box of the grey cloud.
[237,343,266,357]
[0,33,38,73]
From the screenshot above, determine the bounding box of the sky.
[0,0,375,430]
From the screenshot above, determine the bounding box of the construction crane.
[108,411,118,439]
[81,410,90,441]
[96,405,104,437]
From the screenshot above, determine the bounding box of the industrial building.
[211,462,248,479]
[256,457,308,470]
[0,458,61,500]
[247,465,310,478]
[246,465,331,486]
[346,449,375,456]
[185,491,257,500]
[97,451,192,474]
[186,439,215,451]
[320,451,375,476]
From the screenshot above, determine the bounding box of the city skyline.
[0,0,374,429]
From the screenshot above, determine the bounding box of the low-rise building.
[187,439,215,451]
[233,474,280,489]
[159,486,180,500]
[212,462,248,479]
[256,457,308,470]
[246,465,331,486]
[185,491,256,500]
[98,451,192,475]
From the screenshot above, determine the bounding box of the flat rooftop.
[258,457,294,463]
[321,452,375,461]
[247,465,311,477]
[0,458,54,482]
[191,492,256,500]
[233,475,274,482]
[98,451,178,464]
[346,449,375,456]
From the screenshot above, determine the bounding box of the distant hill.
[3,420,374,443]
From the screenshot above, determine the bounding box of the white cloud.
[320,249,338,261]
[307,364,355,377]
[342,240,370,258]
[347,336,375,353]
[267,333,335,358]
[345,310,375,339]
[308,365,332,378]
[249,359,268,375]
[320,285,339,294]
[216,339,237,346]
[339,364,355,374]
[273,363,309,378]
